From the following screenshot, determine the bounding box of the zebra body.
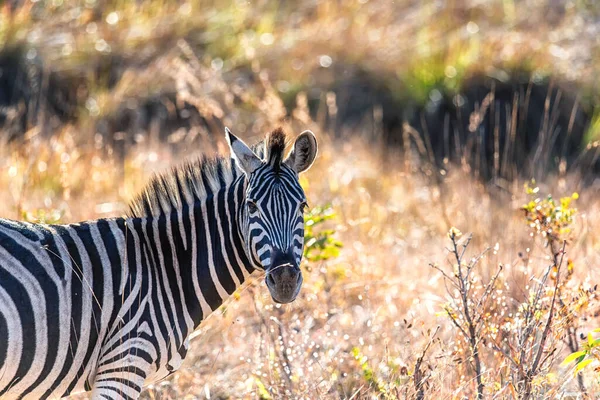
[0,128,318,399]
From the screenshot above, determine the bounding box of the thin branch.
[446,312,470,342]
[430,263,460,290]
[473,264,504,325]
[530,241,566,375]
[414,326,440,400]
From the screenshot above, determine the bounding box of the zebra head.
[226,127,318,304]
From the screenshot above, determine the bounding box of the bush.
[431,183,597,398]
[303,204,343,263]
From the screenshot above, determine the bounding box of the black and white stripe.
[0,127,317,399]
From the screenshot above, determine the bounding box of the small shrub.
[522,180,578,244]
[303,204,343,263]
[432,184,596,399]
[432,228,498,400]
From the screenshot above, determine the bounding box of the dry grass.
[2,0,600,399]
[2,108,600,399]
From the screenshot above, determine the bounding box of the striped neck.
[131,176,258,333]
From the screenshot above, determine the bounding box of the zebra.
[0,127,318,399]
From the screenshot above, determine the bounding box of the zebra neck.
[135,178,257,332]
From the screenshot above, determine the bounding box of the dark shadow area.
[316,67,596,181]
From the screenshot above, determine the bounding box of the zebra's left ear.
[285,130,318,174]
[226,127,262,175]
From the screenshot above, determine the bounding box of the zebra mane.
[265,127,287,172]
[127,128,289,218]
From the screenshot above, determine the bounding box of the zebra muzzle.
[265,250,303,304]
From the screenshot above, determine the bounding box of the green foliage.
[562,329,600,375]
[253,376,273,400]
[584,107,600,143]
[303,204,343,262]
[21,208,63,225]
[522,180,578,242]
[351,347,395,399]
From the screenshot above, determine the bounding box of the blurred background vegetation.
[1,0,600,398]
[2,0,600,183]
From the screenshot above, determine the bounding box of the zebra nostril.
[266,273,276,286]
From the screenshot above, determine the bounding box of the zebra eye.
[247,201,258,214]
[300,201,309,214]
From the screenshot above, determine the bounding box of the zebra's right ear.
[226,128,262,175]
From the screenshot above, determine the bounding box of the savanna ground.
[1,0,600,398]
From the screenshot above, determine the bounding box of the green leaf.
[303,204,343,262]
[575,359,593,373]
[561,350,587,366]
[254,377,272,400]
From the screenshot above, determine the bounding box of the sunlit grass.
[3,118,599,398]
